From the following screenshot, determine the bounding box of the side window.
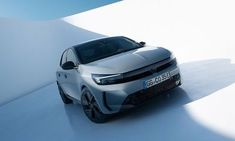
[66,49,78,65]
[60,50,67,66]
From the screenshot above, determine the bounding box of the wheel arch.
[80,84,111,114]
[81,85,87,91]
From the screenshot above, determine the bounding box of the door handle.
[64,74,67,79]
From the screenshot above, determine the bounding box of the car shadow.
[64,58,235,141]
[114,58,235,119]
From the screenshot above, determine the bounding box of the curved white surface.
[0,0,235,140]
[0,19,104,105]
[0,59,235,140]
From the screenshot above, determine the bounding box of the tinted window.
[66,49,78,65]
[60,50,67,66]
[75,37,142,64]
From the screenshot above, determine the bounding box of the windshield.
[75,37,143,64]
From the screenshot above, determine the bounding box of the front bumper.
[120,73,181,110]
[85,63,182,114]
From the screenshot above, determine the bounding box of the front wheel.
[81,88,109,123]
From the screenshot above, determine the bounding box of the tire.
[57,82,73,104]
[81,88,108,123]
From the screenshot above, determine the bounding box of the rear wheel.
[81,88,108,123]
[57,82,73,104]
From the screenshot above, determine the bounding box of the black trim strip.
[119,58,176,83]
[102,92,112,111]
[96,57,176,85]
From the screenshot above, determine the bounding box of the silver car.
[56,36,181,123]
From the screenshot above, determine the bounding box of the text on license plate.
[144,72,171,89]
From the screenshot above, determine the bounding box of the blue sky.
[0,0,120,20]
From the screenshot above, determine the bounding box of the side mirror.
[139,41,146,46]
[62,61,76,70]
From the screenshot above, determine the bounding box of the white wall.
[63,0,235,138]
[64,0,235,63]
[0,18,105,105]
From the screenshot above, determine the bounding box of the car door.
[57,49,68,93]
[62,49,81,100]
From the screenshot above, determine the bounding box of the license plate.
[144,72,171,89]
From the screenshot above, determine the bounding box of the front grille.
[120,58,176,83]
[122,74,180,107]
[157,59,176,72]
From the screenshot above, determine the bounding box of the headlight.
[92,74,123,85]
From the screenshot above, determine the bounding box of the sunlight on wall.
[63,0,235,64]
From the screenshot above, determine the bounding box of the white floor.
[0,59,235,141]
[1,0,235,140]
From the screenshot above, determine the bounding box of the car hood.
[80,46,171,74]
